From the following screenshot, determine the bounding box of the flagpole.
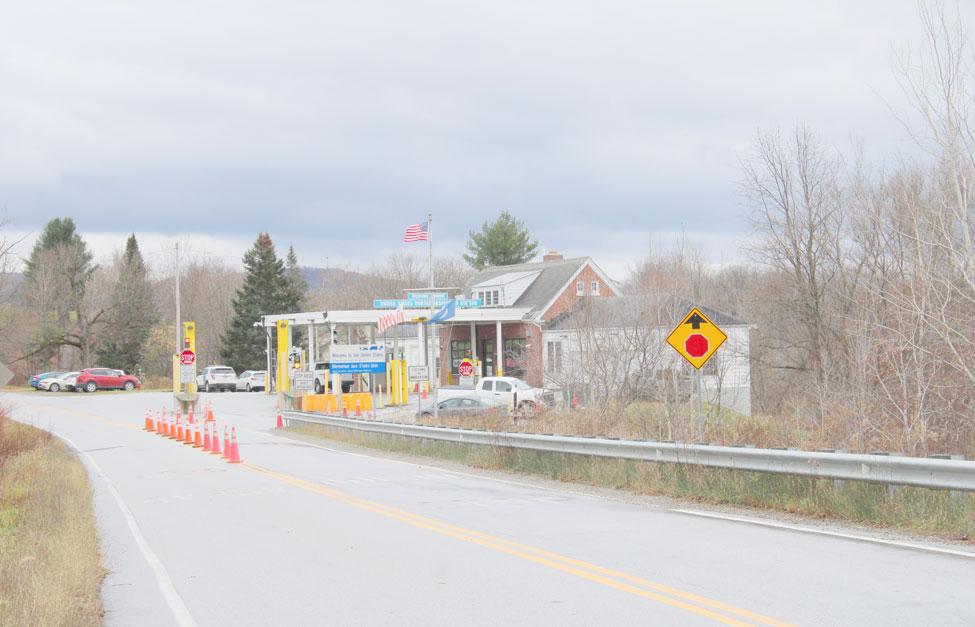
[428,211,435,392]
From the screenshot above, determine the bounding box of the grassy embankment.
[0,411,104,626]
[290,419,975,542]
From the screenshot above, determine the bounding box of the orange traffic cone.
[164,415,171,437]
[227,427,241,463]
[184,422,194,445]
[211,425,222,455]
[203,424,212,451]
[222,426,230,459]
[276,411,284,428]
[193,424,203,448]
[206,402,215,422]
[355,398,362,417]
[422,387,428,400]
[176,419,184,441]
[188,407,195,424]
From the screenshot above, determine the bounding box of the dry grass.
[0,411,104,626]
[417,401,974,459]
[292,420,975,542]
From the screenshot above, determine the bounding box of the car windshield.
[215,368,235,375]
[512,380,531,390]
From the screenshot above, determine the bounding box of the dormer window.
[591,281,599,295]
[576,281,584,296]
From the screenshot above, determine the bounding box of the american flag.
[403,222,429,243]
[378,307,405,334]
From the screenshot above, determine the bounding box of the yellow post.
[183,321,197,394]
[400,359,409,405]
[276,320,290,395]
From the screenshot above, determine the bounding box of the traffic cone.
[422,387,428,400]
[276,411,284,428]
[176,419,184,441]
[188,406,196,424]
[163,415,171,437]
[227,427,242,463]
[193,424,203,448]
[222,426,230,460]
[184,422,194,445]
[206,402,215,422]
[355,398,362,417]
[211,425,222,455]
[203,423,212,452]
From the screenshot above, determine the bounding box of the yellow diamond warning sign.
[666,307,727,370]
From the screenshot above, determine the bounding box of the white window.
[484,291,492,306]
[492,290,500,306]
[591,281,599,295]
[546,341,563,373]
[576,281,584,296]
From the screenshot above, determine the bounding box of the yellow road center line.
[244,463,793,627]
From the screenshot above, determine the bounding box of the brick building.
[437,252,621,387]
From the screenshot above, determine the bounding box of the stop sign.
[684,334,709,358]
[458,360,474,377]
[179,350,196,366]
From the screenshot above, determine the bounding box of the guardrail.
[282,411,975,492]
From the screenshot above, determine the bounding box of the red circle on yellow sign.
[685,334,709,358]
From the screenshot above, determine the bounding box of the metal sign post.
[665,307,728,439]
[409,365,429,419]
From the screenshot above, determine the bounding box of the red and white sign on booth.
[179,350,197,384]
[458,359,474,378]
[179,350,196,366]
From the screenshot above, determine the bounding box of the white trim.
[537,258,623,320]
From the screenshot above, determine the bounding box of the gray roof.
[465,257,589,315]
[546,296,748,331]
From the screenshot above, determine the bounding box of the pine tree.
[284,245,307,309]
[220,233,301,372]
[463,211,539,270]
[96,235,158,373]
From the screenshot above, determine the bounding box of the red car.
[75,368,141,393]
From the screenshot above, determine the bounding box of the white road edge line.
[53,431,198,627]
[673,508,975,559]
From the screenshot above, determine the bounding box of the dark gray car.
[416,396,504,419]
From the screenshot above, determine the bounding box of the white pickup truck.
[437,377,554,412]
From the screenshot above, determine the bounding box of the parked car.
[29,371,64,389]
[313,362,354,394]
[75,368,141,392]
[437,376,554,412]
[197,366,237,392]
[236,370,267,392]
[38,371,80,392]
[416,396,505,419]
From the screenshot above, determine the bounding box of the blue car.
[29,371,65,389]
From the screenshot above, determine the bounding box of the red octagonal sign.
[179,350,196,366]
[684,334,709,358]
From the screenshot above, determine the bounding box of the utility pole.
[174,242,181,352]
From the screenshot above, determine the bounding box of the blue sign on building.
[330,362,386,374]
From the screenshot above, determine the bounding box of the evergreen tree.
[463,211,539,270]
[96,235,158,373]
[284,245,307,309]
[220,233,301,372]
[21,218,102,365]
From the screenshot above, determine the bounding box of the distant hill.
[299,266,371,291]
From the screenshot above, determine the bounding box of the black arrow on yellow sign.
[685,312,706,329]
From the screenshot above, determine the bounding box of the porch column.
[470,321,478,378]
[495,320,503,376]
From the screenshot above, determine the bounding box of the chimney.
[543,250,563,262]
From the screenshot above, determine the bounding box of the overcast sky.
[2,1,969,279]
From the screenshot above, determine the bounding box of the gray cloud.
[1,1,966,272]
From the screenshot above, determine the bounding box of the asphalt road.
[5,391,974,626]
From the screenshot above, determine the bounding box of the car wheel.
[314,381,323,394]
[84,381,97,393]
[49,383,60,392]
[204,382,210,393]
[246,383,252,392]
[123,381,135,391]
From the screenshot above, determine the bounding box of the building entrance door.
[480,340,495,377]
